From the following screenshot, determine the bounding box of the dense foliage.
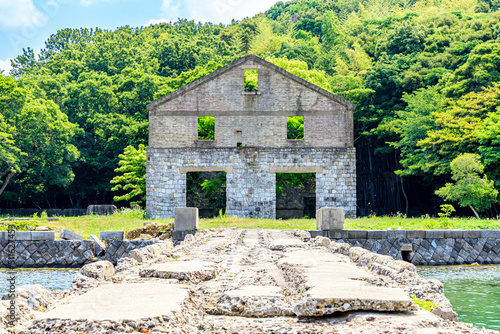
[2,0,500,216]
[435,153,498,217]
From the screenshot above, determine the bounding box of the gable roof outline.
[147,54,355,112]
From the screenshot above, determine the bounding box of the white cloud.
[148,0,288,26]
[80,0,114,6]
[0,0,47,29]
[146,18,172,26]
[146,0,180,26]
[0,58,13,76]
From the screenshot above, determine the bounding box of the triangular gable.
[147,54,355,114]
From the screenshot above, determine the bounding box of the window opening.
[198,116,214,140]
[244,69,258,91]
[287,116,304,140]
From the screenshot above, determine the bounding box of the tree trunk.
[469,205,480,219]
[400,175,409,214]
[0,172,15,197]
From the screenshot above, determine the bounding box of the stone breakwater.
[0,239,161,268]
[1,228,498,334]
[311,229,500,265]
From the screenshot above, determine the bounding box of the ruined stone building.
[146,55,356,219]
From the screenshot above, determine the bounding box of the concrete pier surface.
[9,229,497,334]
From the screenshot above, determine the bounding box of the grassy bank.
[200,215,500,231]
[2,210,499,238]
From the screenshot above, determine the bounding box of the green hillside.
[1,0,500,217]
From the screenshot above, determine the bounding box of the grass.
[45,215,173,239]
[1,208,499,238]
[0,208,173,239]
[199,215,500,230]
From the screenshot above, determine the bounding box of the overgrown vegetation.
[2,0,500,217]
[411,294,437,312]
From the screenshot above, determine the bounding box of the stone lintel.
[179,166,233,174]
[270,166,323,173]
[151,110,342,117]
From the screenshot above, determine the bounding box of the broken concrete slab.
[280,249,416,316]
[39,283,188,321]
[80,260,115,280]
[294,285,416,316]
[140,260,218,282]
[269,238,305,250]
[60,229,83,240]
[216,285,293,317]
[88,234,106,256]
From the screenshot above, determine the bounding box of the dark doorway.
[401,250,413,262]
[276,173,315,219]
[186,171,226,218]
[303,197,316,218]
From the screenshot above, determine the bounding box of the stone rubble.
[2,228,498,334]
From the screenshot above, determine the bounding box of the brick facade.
[147,55,356,219]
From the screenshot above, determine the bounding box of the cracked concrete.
[14,228,499,334]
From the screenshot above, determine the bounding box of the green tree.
[321,11,344,48]
[435,153,498,218]
[110,144,147,206]
[0,75,79,200]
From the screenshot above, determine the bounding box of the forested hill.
[1,0,500,216]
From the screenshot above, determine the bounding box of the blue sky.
[0,0,289,74]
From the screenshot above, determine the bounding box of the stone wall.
[0,240,94,268]
[148,56,354,149]
[314,229,500,265]
[0,208,87,217]
[147,147,356,219]
[102,240,159,264]
[147,55,356,220]
[0,239,161,268]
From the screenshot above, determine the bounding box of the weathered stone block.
[0,232,8,241]
[88,234,106,256]
[316,207,344,230]
[367,230,387,239]
[308,230,327,238]
[327,230,344,239]
[444,230,463,239]
[87,204,117,216]
[60,229,83,240]
[174,207,199,231]
[387,230,406,239]
[407,230,425,239]
[482,230,500,238]
[463,230,481,238]
[14,232,32,241]
[425,230,444,239]
[31,231,55,241]
[346,230,367,239]
[100,231,125,241]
